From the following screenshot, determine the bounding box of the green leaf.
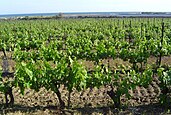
[69,56,73,65]
[21,62,27,66]
[25,68,33,80]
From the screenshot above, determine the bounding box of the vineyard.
[0,18,171,114]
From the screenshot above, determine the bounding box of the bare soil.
[0,76,170,115]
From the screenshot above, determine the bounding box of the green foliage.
[0,18,171,107]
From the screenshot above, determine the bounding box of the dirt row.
[0,75,170,115]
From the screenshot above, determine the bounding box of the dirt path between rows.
[0,76,170,115]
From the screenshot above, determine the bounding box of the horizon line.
[1,11,171,15]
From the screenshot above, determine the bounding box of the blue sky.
[0,0,171,14]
